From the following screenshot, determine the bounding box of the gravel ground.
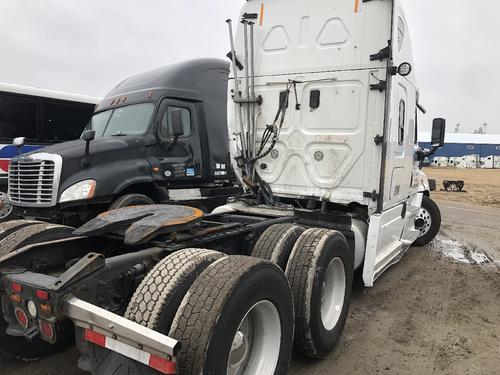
[1,200,499,375]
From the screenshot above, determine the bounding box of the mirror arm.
[82,140,92,168]
[163,135,180,152]
[424,145,440,158]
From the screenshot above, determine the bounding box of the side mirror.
[13,137,25,148]
[81,130,95,168]
[170,109,184,137]
[431,118,446,148]
[82,130,96,142]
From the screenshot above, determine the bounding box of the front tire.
[286,228,354,359]
[413,196,441,247]
[109,194,155,210]
[171,256,294,375]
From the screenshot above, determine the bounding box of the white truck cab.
[226,0,445,286]
[0,1,447,374]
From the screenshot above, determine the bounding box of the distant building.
[419,133,500,158]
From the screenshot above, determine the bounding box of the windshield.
[85,103,155,137]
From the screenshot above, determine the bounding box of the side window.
[0,95,38,140]
[397,17,406,52]
[43,101,94,141]
[398,100,405,145]
[414,108,418,145]
[160,106,191,138]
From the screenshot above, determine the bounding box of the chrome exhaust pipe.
[249,21,257,163]
[242,20,252,160]
[226,19,248,170]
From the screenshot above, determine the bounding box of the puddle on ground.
[432,237,491,265]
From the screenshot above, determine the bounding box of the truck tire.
[285,228,354,359]
[0,219,41,242]
[413,195,441,247]
[109,194,155,210]
[170,256,294,375]
[90,248,225,375]
[0,223,75,257]
[0,314,74,360]
[0,192,14,223]
[251,223,304,270]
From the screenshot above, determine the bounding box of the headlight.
[59,180,96,203]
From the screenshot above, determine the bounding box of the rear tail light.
[9,294,21,303]
[39,320,56,343]
[36,289,49,301]
[14,308,29,329]
[11,282,22,293]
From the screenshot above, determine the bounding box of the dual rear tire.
[252,225,354,359]
[92,250,294,375]
[91,224,353,374]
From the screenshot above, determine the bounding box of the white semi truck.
[0,1,445,374]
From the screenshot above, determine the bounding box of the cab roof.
[97,59,230,111]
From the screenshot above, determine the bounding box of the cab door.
[363,0,419,286]
[153,98,204,185]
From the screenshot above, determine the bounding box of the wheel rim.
[416,207,432,237]
[320,257,346,331]
[227,300,281,375]
[0,193,12,219]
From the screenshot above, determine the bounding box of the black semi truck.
[7,59,238,226]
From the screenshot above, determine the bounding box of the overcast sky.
[0,0,497,134]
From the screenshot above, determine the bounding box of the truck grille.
[8,154,62,207]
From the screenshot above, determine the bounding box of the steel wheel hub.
[320,257,346,331]
[416,207,432,237]
[0,192,12,219]
[227,300,281,375]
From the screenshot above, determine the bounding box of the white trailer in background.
[456,154,480,169]
[432,157,449,168]
[480,155,499,169]
[0,1,447,374]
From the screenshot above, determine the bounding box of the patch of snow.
[434,238,490,265]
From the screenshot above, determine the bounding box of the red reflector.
[40,320,55,340]
[11,282,22,293]
[14,308,28,328]
[149,354,176,375]
[36,289,49,301]
[84,329,106,347]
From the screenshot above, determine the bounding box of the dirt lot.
[424,167,500,208]
[1,191,499,374]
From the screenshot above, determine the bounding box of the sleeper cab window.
[398,100,405,145]
[160,106,192,138]
[398,17,406,52]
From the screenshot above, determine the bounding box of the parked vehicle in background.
[456,154,480,169]
[431,156,449,168]
[480,155,499,169]
[8,59,239,227]
[0,82,100,221]
[0,1,446,373]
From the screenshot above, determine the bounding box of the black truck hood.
[21,135,154,201]
[31,136,148,159]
